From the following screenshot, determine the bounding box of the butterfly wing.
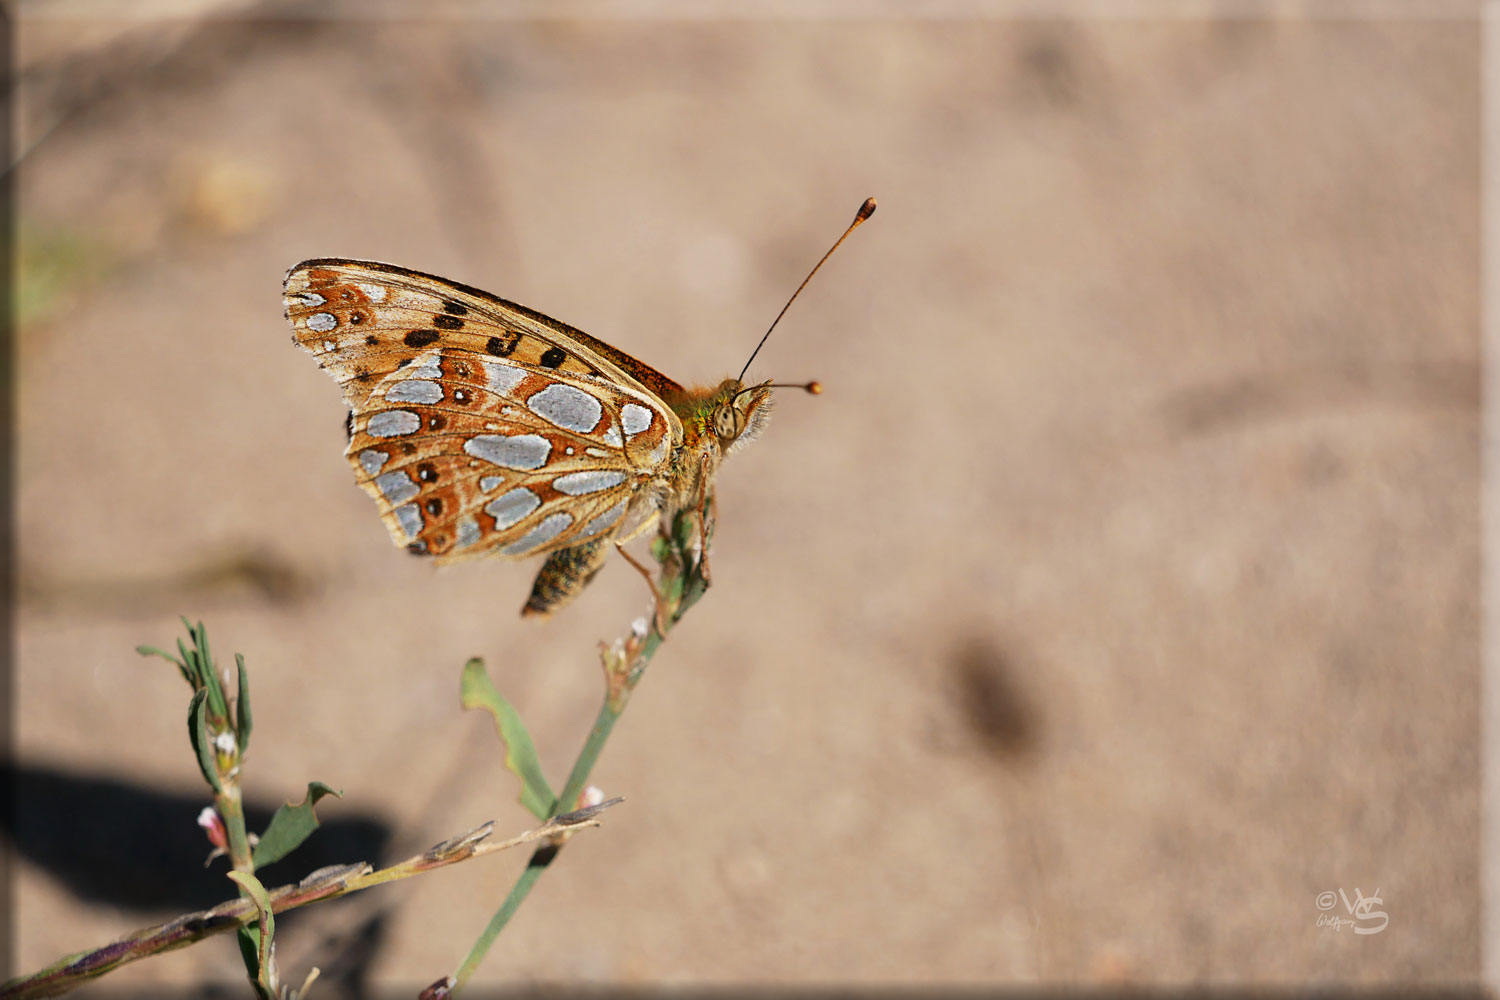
[345,347,675,562]
[284,258,686,442]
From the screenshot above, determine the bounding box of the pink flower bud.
[197,806,228,849]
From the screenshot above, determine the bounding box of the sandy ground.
[10,7,1481,993]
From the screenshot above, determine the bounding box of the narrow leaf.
[460,658,556,819]
[251,781,342,868]
[193,621,228,723]
[136,644,181,667]
[177,638,196,682]
[227,870,277,998]
[234,653,253,754]
[188,689,221,793]
[138,644,193,686]
[236,926,260,981]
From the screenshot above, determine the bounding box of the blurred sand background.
[10,4,1481,993]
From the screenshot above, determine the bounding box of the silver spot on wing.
[367,411,421,437]
[385,380,443,404]
[500,512,573,554]
[526,384,602,433]
[456,515,481,549]
[359,449,389,475]
[484,360,527,396]
[409,355,443,379]
[464,433,551,470]
[622,403,654,437]
[394,503,423,539]
[486,487,541,529]
[553,470,627,496]
[375,470,419,505]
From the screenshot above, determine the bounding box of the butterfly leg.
[521,539,611,619]
[613,542,670,637]
[695,490,717,585]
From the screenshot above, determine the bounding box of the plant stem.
[556,698,621,818]
[216,783,255,876]
[452,683,626,988]
[0,808,612,1000]
[452,513,712,991]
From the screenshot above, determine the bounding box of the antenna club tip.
[855,197,877,222]
[805,380,823,395]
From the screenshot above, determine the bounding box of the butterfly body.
[285,259,772,616]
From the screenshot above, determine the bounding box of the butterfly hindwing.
[345,347,673,562]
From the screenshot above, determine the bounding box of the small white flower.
[214,731,237,756]
[631,617,649,639]
[580,785,605,808]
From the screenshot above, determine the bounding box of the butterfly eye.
[713,406,738,440]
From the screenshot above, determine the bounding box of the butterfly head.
[707,378,823,455]
[711,379,774,454]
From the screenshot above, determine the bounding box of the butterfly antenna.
[737,197,877,383]
[732,381,823,406]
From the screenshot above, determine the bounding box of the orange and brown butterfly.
[285,197,875,617]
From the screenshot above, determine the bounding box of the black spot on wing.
[405,329,440,348]
[539,347,566,368]
[486,334,518,357]
[433,315,463,330]
[442,300,468,316]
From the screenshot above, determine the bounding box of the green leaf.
[138,644,193,686]
[234,653,253,755]
[136,644,181,666]
[460,658,556,820]
[236,925,260,982]
[192,621,228,723]
[227,870,277,998]
[188,689,221,793]
[251,781,342,868]
[177,638,195,681]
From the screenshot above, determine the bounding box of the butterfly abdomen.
[522,539,612,617]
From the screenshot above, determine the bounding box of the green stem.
[453,519,712,991]
[216,782,255,877]
[450,848,549,986]
[453,688,623,988]
[556,698,622,816]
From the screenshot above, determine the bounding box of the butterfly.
[285,198,874,617]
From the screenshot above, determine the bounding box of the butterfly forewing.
[345,346,673,562]
[284,259,685,440]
